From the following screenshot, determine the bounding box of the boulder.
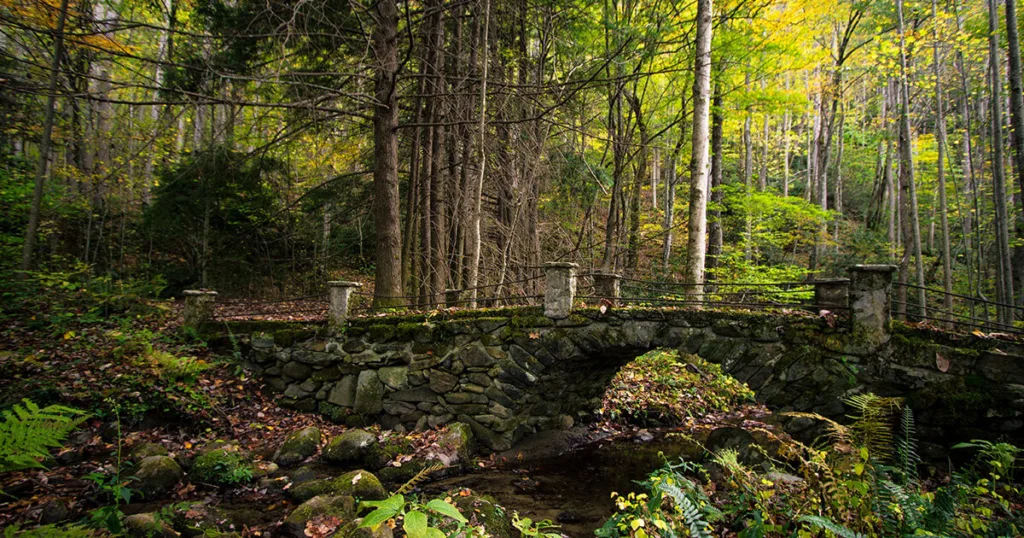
[274,426,321,467]
[123,513,178,538]
[135,455,183,499]
[282,495,356,538]
[191,442,252,486]
[287,470,386,503]
[323,429,377,465]
[130,442,169,462]
[378,366,409,390]
[453,495,514,538]
[437,422,474,465]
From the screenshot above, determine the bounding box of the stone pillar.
[848,265,897,347]
[328,281,361,326]
[182,290,217,329]
[592,272,621,305]
[445,289,462,308]
[813,278,850,309]
[543,262,577,319]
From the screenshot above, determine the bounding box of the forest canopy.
[1,0,1021,324]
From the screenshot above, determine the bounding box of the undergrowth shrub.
[601,349,754,426]
[599,393,1023,537]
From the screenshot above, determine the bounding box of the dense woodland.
[4,2,1024,536]
[5,0,1024,324]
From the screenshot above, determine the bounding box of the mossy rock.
[438,422,474,464]
[323,429,377,465]
[274,426,322,467]
[192,443,253,486]
[130,442,169,462]
[364,434,414,469]
[123,513,177,538]
[337,518,395,538]
[453,494,514,538]
[135,456,183,499]
[282,495,356,538]
[286,470,386,502]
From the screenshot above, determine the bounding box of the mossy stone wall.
[223,307,1024,453]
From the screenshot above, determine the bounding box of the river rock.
[124,513,177,538]
[282,495,356,538]
[323,429,377,465]
[135,455,183,498]
[129,442,169,462]
[287,470,386,503]
[274,426,321,466]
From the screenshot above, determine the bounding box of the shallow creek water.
[422,430,711,537]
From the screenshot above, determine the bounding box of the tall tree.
[895,0,926,317]
[21,0,70,273]
[370,0,403,307]
[683,0,713,294]
[932,0,953,319]
[988,0,1015,324]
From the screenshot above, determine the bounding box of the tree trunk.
[466,0,490,308]
[932,0,954,321]
[706,80,725,280]
[989,0,1015,324]
[1005,0,1024,307]
[21,0,69,273]
[683,0,713,294]
[743,70,753,262]
[371,0,404,307]
[896,0,927,318]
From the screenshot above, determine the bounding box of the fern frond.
[782,411,850,445]
[844,394,902,461]
[894,406,920,483]
[0,399,87,474]
[799,515,866,538]
[658,482,713,538]
[394,462,444,495]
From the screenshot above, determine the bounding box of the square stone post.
[592,272,621,305]
[328,281,362,326]
[813,278,850,309]
[183,290,217,329]
[543,262,577,319]
[848,265,897,348]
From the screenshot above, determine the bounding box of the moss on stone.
[287,470,386,502]
[366,324,396,341]
[283,495,356,537]
[192,444,253,486]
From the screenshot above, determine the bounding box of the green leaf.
[404,510,428,536]
[360,494,404,512]
[359,507,399,529]
[425,499,468,523]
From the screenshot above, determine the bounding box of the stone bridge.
[195,265,1024,454]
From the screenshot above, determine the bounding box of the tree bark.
[371,0,404,307]
[706,80,725,281]
[896,0,927,318]
[989,0,1015,324]
[1005,0,1024,307]
[466,0,490,308]
[683,0,713,294]
[932,0,954,320]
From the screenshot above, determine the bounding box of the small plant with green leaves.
[358,493,487,538]
[511,513,562,538]
[84,401,135,534]
[0,399,87,475]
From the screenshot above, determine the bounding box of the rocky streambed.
[116,403,797,538]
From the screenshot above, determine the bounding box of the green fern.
[0,399,88,474]
[894,406,920,483]
[394,462,444,495]
[844,393,900,461]
[658,482,713,538]
[799,515,865,538]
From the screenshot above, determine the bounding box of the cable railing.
[350,275,544,316]
[892,282,1024,335]
[596,277,848,313]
